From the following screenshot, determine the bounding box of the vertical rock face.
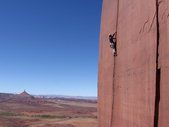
[111,0,157,126]
[98,0,118,127]
[98,0,169,127]
[158,0,169,126]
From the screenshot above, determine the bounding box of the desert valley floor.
[0,92,97,127]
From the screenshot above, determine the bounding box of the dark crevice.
[154,69,161,127]
[154,0,160,127]
[156,1,160,64]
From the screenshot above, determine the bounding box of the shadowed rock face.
[98,0,169,127]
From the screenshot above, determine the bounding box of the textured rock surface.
[98,0,118,127]
[158,0,169,126]
[98,0,158,127]
[112,0,157,127]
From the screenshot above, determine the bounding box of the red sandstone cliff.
[98,0,169,127]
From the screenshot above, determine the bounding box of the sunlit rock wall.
[98,0,169,127]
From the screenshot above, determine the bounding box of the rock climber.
[109,33,117,56]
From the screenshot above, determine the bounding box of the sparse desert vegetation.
[0,92,97,127]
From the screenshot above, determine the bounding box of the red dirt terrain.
[0,92,97,127]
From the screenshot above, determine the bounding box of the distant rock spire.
[19,90,33,98]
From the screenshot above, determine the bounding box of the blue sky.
[0,0,102,96]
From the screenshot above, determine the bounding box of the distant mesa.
[19,90,34,98]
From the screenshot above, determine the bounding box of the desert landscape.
[0,91,97,127]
